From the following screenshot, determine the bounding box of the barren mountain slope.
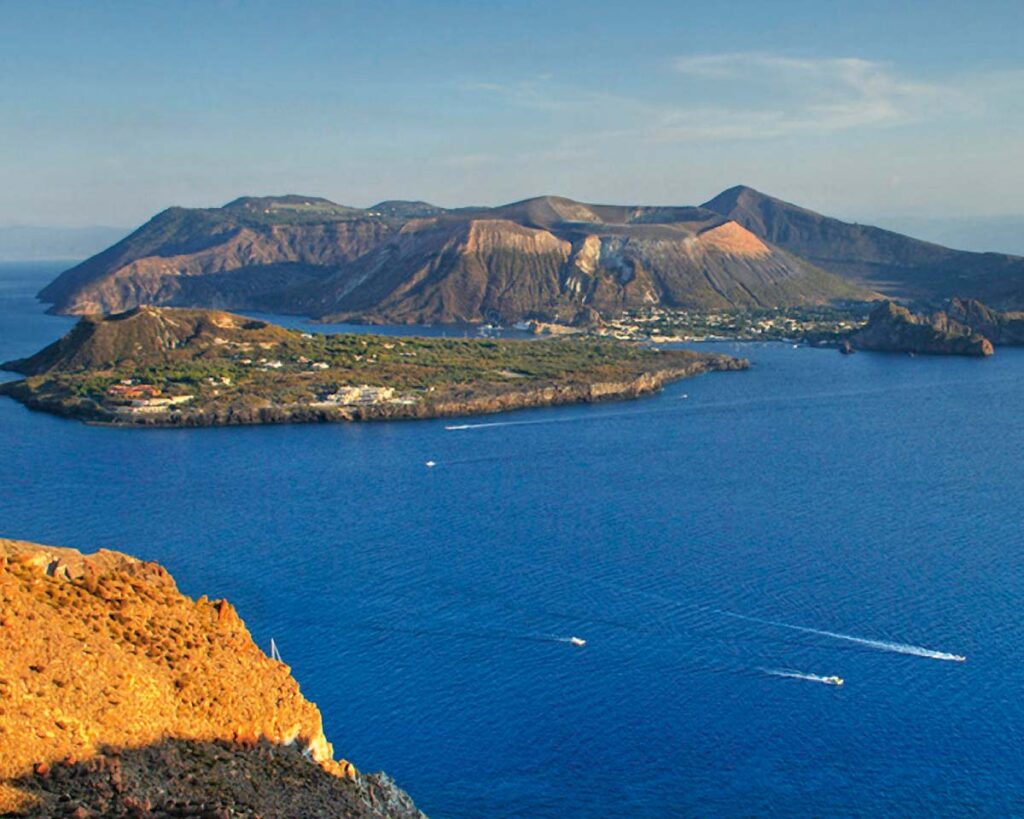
[39,194,876,322]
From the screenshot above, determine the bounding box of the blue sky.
[2,0,1022,227]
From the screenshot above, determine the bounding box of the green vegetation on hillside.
[0,307,746,426]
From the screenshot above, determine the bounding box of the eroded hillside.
[38,194,876,322]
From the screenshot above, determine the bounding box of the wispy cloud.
[663,52,954,139]
[458,53,978,146]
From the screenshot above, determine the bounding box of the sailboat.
[270,637,283,663]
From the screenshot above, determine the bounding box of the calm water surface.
[2,262,1022,816]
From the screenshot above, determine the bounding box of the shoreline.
[0,359,748,429]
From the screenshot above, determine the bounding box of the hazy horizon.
[4,198,1024,261]
[2,0,1022,229]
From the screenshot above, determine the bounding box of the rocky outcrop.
[0,538,424,817]
[37,194,875,322]
[847,302,994,356]
[945,297,1024,344]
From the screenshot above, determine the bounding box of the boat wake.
[723,611,965,662]
[444,417,582,431]
[443,404,677,432]
[761,668,843,686]
[362,623,587,648]
[547,635,587,646]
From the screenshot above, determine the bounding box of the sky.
[2,0,1023,230]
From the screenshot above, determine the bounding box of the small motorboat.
[569,636,586,647]
[822,676,844,686]
[425,460,436,468]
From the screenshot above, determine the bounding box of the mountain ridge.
[44,184,1024,323]
[702,185,1024,306]
[38,188,1024,323]
[37,192,879,322]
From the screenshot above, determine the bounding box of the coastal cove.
[3,262,1024,816]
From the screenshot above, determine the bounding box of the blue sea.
[2,261,1023,817]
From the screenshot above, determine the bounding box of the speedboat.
[822,676,844,686]
[569,636,586,647]
[951,655,967,663]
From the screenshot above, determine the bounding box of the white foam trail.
[444,376,1024,432]
[364,624,583,646]
[724,611,965,662]
[762,668,840,685]
[545,635,586,645]
[445,417,579,431]
[443,404,674,431]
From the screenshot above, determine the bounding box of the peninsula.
[0,306,747,427]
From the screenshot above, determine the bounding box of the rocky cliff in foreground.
[0,538,424,818]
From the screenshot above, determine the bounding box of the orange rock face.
[695,221,771,257]
[0,539,421,817]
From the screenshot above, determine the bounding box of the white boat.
[822,675,844,686]
[425,460,436,468]
[569,636,586,647]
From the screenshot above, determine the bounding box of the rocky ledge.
[0,538,424,818]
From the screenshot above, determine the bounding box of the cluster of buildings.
[311,385,419,407]
[105,382,194,414]
[105,383,162,401]
[594,307,864,342]
[317,385,398,405]
[238,356,330,371]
